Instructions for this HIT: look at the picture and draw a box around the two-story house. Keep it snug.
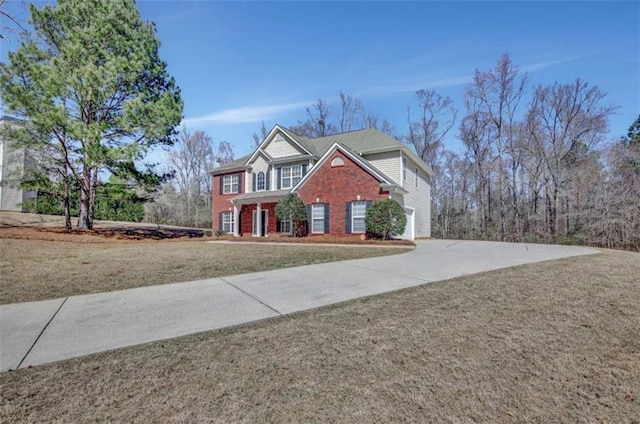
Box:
[211,125,433,240]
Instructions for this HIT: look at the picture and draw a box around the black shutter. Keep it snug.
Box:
[219,176,224,195]
[306,204,312,233]
[276,219,281,233]
[302,164,308,177]
[277,168,282,189]
[252,173,256,192]
[345,202,351,234]
[324,203,330,233]
[238,173,243,193]
[218,212,223,231]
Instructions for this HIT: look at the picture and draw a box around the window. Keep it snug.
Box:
[311,203,325,233]
[256,172,265,191]
[352,201,367,233]
[280,219,292,234]
[402,156,407,183]
[331,156,345,167]
[281,164,303,189]
[222,212,234,233]
[223,174,240,194]
[414,167,419,188]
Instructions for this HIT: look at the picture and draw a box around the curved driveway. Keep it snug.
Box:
[0,240,599,371]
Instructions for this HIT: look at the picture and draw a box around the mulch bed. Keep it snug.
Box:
[0,226,204,243]
[0,226,415,246]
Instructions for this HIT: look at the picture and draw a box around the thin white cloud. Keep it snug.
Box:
[366,75,472,96]
[183,102,308,126]
[521,54,588,72]
[366,53,588,96]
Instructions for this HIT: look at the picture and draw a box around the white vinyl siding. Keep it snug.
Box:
[352,201,367,233]
[223,174,239,194]
[250,155,270,192]
[311,203,325,233]
[364,151,401,185]
[394,155,431,239]
[264,132,305,158]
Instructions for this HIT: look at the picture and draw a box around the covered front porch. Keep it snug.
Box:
[229,190,290,237]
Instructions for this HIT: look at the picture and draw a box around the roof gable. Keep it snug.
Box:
[246,125,313,165]
[311,129,434,176]
[291,142,398,193]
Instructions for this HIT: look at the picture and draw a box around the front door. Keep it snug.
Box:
[252,209,268,237]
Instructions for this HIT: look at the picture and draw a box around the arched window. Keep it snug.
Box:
[331,156,345,167]
[257,172,266,191]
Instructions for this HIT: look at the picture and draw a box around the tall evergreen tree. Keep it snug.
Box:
[0,0,183,229]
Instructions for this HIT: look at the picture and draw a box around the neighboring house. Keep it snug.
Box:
[0,116,37,211]
[211,125,433,240]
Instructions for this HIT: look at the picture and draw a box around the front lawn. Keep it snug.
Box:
[0,230,410,304]
[1,250,638,422]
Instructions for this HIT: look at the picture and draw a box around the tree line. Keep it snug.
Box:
[260,54,638,251]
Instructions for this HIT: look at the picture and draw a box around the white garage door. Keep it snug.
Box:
[401,208,414,240]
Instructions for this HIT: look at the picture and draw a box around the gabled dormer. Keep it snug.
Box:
[244,125,317,194]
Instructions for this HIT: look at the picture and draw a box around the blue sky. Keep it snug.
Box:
[2,1,639,160]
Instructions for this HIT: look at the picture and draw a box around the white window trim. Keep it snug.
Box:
[256,171,265,191]
[223,174,239,194]
[281,164,303,189]
[222,211,234,233]
[280,219,292,234]
[311,203,325,234]
[352,201,367,234]
[402,156,407,183]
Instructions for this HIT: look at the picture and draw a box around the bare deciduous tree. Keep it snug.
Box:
[251,121,269,150]
[290,98,337,137]
[0,0,28,40]
[526,79,616,237]
[337,91,364,132]
[465,53,528,241]
[163,127,233,227]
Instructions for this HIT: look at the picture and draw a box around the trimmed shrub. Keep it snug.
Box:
[275,194,308,237]
[365,198,407,240]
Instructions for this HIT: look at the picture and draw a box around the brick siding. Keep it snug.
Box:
[297,151,388,235]
[212,171,243,231]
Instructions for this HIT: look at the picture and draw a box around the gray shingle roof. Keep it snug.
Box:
[210,154,251,174]
[309,128,403,156]
[284,127,434,176]
[212,126,434,176]
[230,189,291,204]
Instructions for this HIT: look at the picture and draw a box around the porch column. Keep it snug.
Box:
[256,202,262,237]
[233,202,239,237]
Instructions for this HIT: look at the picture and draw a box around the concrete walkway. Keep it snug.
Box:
[0,240,599,372]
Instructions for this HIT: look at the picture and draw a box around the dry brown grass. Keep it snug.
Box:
[0,236,409,304]
[1,212,412,304]
[1,249,638,422]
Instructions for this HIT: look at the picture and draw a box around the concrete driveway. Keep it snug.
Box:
[0,240,599,371]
